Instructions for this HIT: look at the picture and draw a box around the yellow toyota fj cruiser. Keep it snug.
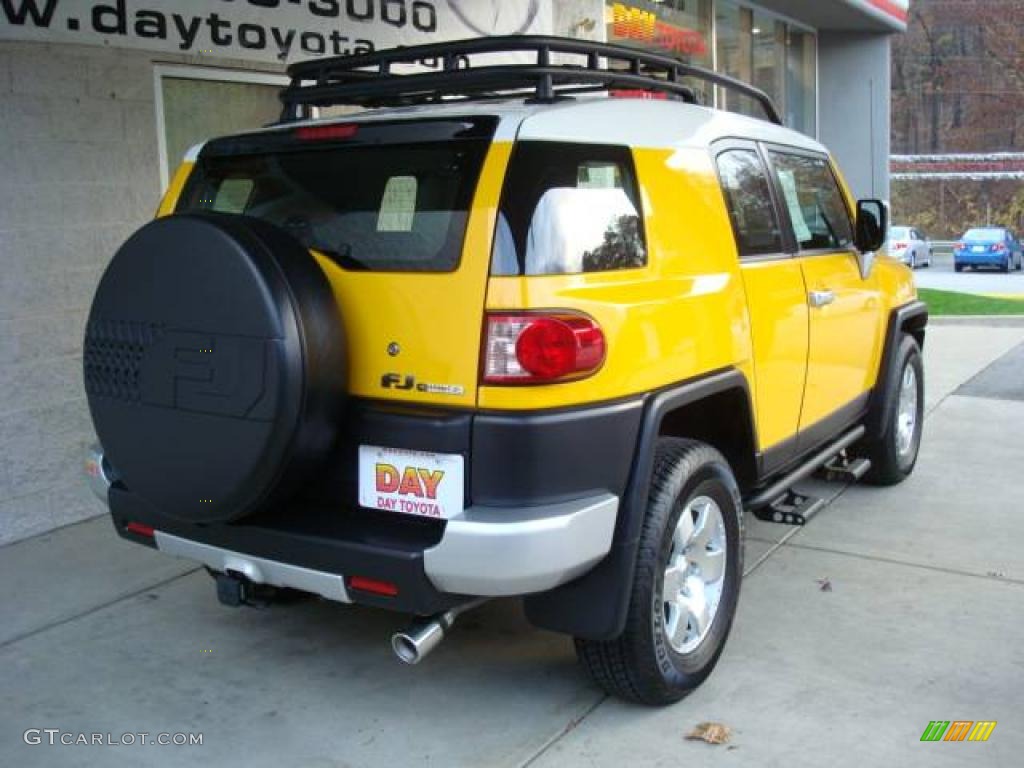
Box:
[84,37,926,705]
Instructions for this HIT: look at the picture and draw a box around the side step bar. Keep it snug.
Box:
[760,490,826,526]
[745,426,868,524]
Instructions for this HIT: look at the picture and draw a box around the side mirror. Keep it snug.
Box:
[854,199,887,253]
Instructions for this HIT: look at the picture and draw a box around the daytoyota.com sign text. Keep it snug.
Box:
[0,0,548,63]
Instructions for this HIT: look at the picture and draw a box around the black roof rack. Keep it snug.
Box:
[279,35,782,126]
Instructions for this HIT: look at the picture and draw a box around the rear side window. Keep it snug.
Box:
[715,149,783,257]
[768,151,854,251]
[178,138,490,272]
[492,142,646,276]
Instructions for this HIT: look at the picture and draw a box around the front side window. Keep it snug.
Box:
[716,149,782,257]
[492,142,646,276]
[769,151,854,251]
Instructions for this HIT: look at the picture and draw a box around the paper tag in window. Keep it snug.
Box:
[778,169,813,244]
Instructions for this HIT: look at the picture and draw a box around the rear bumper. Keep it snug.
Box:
[156,531,352,602]
[423,493,617,595]
[955,250,1006,266]
[130,490,617,607]
[92,395,638,616]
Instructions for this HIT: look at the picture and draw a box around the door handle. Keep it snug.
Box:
[808,290,835,308]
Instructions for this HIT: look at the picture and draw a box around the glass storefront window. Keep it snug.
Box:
[751,11,785,115]
[785,26,817,137]
[606,0,713,103]
[604,1,816,137]
[715,0,759,117]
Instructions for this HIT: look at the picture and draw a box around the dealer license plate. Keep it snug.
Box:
[358,445,464,520]
[972,245,986,252]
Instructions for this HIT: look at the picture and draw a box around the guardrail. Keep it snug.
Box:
[930,241,956,257]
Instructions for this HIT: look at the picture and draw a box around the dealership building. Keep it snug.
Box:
[0,0,908,543]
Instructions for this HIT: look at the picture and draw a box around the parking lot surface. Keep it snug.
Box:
[913,254,1024,296]
[2,323,1023,768]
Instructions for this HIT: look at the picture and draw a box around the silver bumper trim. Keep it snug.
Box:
[423,493,618,596]
[154,532,351,603]
[85,444,113,503]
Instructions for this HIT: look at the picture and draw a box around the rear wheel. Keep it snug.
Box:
[575,439,743,706]
[955,263,963,272]
[857,334,924,485]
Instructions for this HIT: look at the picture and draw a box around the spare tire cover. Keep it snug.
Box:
[84,212,345,523]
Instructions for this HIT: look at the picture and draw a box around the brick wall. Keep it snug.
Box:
[0,42,281,546]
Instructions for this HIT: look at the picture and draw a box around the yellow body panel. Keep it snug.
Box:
[738,259,808,450]
[310,141,512,408]
[480,147,753,410]
[796,161,914,430]
[798,251,884,428]
[157,162,194,218]
[156,139,917,457]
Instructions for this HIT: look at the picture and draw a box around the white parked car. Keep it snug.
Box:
[886,226,932,268]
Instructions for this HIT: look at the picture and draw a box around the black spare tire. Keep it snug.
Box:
[84,212,346,523]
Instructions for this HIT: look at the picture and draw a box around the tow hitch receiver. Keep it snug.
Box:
[215,572,276,608]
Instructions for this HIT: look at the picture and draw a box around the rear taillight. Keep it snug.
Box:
[349,576,399,597]
[482,312,605,384]
[992,242,1007,252]
[294,123,359,141]
[893,241,908,249]
[955,241,965,250]
[125,521,155,538]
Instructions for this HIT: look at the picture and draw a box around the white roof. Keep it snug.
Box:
[195,95,826,159]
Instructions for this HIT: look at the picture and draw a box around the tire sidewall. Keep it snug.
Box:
[646,457,743,692]
[884,336,925,475]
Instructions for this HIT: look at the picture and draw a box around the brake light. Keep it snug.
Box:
[955,242,965,250]
[125,521,155,538]
[294,123,359,141]
[349,576,399,597]
[893,241,908,249]
[482,312,605,384]
[992,242,1007,252]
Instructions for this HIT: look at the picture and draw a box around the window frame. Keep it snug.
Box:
[761,143,857,257]
[712,138,794,262]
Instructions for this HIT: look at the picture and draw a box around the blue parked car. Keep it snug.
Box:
[953,227,1023,273]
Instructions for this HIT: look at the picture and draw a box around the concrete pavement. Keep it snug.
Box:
[2,324,1023,767]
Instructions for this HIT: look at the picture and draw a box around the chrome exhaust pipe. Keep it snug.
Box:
[391,599,485,665]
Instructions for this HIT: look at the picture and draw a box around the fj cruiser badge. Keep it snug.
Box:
[381,373,464,396]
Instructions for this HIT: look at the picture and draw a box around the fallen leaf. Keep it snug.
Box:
[817,577,832,592]
[686,722,732,745]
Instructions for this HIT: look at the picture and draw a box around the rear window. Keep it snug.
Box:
[177,130,491,272]
[889,227,910,239]
[492,141,646,276]
[965,228,1005,240]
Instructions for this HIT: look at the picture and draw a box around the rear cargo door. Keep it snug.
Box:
[175,117,512,408]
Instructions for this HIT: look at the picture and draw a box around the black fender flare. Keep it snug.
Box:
[524,368,755,640]
[865,300,928,438]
